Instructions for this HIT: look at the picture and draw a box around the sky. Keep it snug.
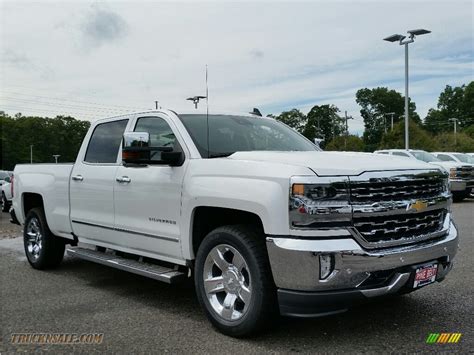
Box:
[0,0,472,134]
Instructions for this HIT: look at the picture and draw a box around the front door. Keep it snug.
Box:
[113,115,187,261]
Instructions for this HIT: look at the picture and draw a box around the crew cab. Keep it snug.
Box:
[13,110,459,336]
[375,149,473,201]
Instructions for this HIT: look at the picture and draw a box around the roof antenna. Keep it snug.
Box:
[186,95,206,109]
[249,108,262,117]
[185,66,210,157]
[205,65,210,158]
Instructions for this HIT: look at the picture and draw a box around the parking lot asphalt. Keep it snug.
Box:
[0,201,473,353]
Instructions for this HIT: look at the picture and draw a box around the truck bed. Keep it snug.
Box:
[14,164,74,239]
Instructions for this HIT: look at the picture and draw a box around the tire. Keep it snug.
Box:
[1,192,9,212]
[194,225,277,337]
[24,207,65,269]
[452,192,466,202]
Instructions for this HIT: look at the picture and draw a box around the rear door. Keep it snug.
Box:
[70,118,129,245]
[113,114,188,261]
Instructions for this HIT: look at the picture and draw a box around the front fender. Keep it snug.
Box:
[181,176,290,259]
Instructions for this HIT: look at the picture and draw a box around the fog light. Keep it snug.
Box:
[319,254,334,280]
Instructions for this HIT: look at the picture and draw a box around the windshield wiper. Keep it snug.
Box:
[208,152,235,158]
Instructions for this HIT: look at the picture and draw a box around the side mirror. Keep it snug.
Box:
[122,132,183,166]
[122,132,152,163]
[161,151,183,166]
[3,177,11,183]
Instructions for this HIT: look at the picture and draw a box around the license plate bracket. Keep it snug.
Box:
[413,262,438,288]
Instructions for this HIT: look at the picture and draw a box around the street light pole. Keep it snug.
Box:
[450,118,458,148]
[386,112,396,130]
[404,42,409,149]
[30,145,33,164]
[383,29,430,150]
[344,111,353,150]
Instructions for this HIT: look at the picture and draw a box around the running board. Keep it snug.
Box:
[66,247,186,284]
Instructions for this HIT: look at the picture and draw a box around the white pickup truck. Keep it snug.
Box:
[12,110,459,336]
[375,149,474,201]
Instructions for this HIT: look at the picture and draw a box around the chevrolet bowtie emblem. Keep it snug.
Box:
[407,200,428,212]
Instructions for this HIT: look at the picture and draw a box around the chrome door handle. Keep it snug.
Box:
[72,175,83,181]
[116,176,131,183]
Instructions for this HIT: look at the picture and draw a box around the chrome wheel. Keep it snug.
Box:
[203,244,252,321]
[25,217,43,259]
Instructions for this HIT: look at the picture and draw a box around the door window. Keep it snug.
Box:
[85,120,128,163]
[134,117,180,161]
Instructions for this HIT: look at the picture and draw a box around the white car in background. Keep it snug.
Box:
[1,172,13,212]
[374,149,474,201]
[432,152,474,166]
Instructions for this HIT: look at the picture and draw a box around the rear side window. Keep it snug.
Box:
[85,120,128,163]
[437,154,455,162]
[393,152,409,157]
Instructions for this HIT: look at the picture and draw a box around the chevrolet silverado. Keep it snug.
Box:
[12,110,459,336]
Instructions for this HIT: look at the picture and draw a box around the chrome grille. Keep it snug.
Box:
[353,209,446,244]
[454,166,473,179]
[350,175,445,202]
[349,170,450,248]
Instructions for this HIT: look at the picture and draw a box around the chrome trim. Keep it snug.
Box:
[349,170,450,248]
[66,247,185,283]
[351,193,450,217]
[71,220,180,243]
[288,228,352,237]
[360,273,411,297]
[350,212,451,249]
[25,216,43,259]
[289,170,451,248]
[203,244,252,321]
[289,176,351,229]
[266,219,458,291]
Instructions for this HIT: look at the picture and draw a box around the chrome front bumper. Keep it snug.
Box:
[268,219,458,317]
[450,179,473,192]
[266,219,458,293]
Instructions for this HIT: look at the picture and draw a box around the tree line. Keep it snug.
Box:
[1,113,90,170]
[1,81,473,170]
[271,81,474,152]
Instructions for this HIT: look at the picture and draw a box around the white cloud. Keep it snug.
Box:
[0,0,472,135]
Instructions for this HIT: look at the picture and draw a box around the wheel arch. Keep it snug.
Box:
[189,206,265,260]
[22,192,45,219]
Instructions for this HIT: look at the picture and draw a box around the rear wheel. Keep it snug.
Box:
[194,225,277,337]
[24,208,65,269]
[452,191,467,202]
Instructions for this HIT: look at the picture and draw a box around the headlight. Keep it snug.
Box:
[449,168,457,179]
[444,177,451,193]
[289,177,351,229]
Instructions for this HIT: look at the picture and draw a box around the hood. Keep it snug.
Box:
[429,161,466,170]
[228,151,439,176]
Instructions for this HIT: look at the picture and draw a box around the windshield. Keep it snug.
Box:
[178,114,319,158]
[411,151,440,163]
[454,153,474,164]
[0,171,10,180]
